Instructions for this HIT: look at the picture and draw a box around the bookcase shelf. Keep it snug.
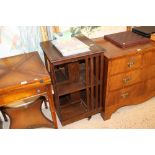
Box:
[57,81,86,96]
[59,90,87,124]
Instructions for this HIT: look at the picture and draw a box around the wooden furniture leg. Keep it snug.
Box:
[101,112,112,120]
[46,85,58,129]
[43,97,48,109]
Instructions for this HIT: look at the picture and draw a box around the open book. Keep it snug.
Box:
[52,37,90,56]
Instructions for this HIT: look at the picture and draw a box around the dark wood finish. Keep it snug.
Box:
[94,37,155,120]
[40,35,104,65]
[0,52,58,129]
[40,35,105,125]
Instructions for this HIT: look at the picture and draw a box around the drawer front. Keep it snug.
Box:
[0,87,46,106]
[109,69,142,91]
[110,54,142,75]
[108,83,145,106]
[147,78,155,92]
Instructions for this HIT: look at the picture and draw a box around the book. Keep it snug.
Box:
[104,31,150,48]
[52,37,90,56]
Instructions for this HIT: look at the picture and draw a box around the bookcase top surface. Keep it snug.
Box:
[40,35,105,65]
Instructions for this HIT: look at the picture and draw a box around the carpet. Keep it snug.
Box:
[62,97,155,129]
[1,97,155,129]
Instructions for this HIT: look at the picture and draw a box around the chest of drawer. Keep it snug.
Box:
[147,78,155,92]
[148,65,155,79]
[143,50,155,66]
[109,69,142,91]
[110,54,142,75]
[144,64,155,80]
[108,83,145,106]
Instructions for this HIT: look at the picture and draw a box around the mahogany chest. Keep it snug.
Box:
[94,38,155,120]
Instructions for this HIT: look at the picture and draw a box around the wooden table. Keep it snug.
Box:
[0,52,58,129]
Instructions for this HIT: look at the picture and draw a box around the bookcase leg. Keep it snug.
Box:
[88,116,92,120]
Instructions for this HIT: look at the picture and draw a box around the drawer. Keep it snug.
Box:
[147,78,155,92]
[110,54,142,75]
[109,69,142,91]
[108,83,145,106]
[0,87,46,106]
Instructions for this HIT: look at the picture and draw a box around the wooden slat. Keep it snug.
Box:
[85,57,90,111]
[44,53,50,73]
[49,63,61,119]
[90,56,94,110]
[95,56,99,109]
[99,54,104,108]
[44,53,48,71]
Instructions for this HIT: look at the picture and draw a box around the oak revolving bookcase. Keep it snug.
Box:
[41,35,105,125]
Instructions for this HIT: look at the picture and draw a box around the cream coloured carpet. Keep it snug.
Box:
[62,97,155,129]
[1,97,155,129]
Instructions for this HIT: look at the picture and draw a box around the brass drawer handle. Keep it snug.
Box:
[121,92,129,98]
[123,76,131,84]
[128,60,135,68]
